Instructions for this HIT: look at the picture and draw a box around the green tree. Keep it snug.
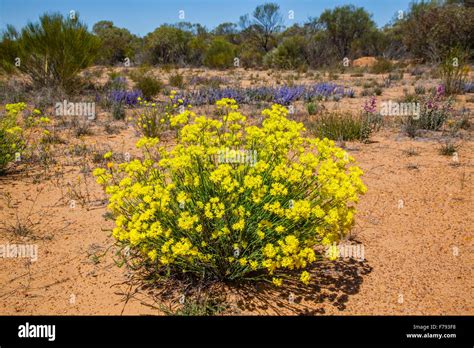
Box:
[0,13,100,92]
[317,5,376,59]
[264,36,308,69]
[92,20,141,65]
[397,2,474,61]
[143,25,193,65]
[239,2,283,53]
[204,38,235,69]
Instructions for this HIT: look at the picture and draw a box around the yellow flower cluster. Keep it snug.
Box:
[1,103,48,172]
[95,98,366,285]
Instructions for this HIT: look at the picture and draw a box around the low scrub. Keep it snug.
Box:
[95,98,367,286]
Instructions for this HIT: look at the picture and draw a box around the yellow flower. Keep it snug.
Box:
[272,277,283,286]
[239,258,248,266]
[94,98,366,284]
[300,271,311,285]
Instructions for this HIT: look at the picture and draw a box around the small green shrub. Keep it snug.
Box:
[402,86,453,136]
[112,101,125,120]
[307,112,380,142]
[373,86,382,96]
[0,103,26,173]
[0,103,50,173]
[306,102,318,115]
[388,72,403,81]
[134,90,185,138]
[371,58,394,74]
[134,75,163,100]
[169,72,186,89]
[414,85,426,95]
[440,47,469,95]
[439,141,459,156]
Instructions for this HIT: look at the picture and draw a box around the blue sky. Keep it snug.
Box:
[0,0,413,36]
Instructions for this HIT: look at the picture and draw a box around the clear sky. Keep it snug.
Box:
[0,0,413,36]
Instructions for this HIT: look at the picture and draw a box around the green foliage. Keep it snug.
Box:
[317,5,376,58]
[440,47,469,95]
[373,86,382,96]
[398,2,474,61]
[263,36,307,69]
[238,44,264,68]
[240,3,283,53]
[370,58,394,74]
[143,25,193,65]
[306,102,319,115]
[0,13,100,92]
[169,72,186,89]
[112,102,126,120]
[204,38,235,69]
[0,103,25,173]
[414,85,426,95]
[131,71,163,100]
[92,21,141,65]
[306,112,380,142]
[439,141,459,156]
[402,93,453,137]
[188,36,208,66]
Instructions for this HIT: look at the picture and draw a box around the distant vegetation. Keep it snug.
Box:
[0,1,472,92]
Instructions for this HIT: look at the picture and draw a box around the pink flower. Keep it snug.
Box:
[363,96,377,113]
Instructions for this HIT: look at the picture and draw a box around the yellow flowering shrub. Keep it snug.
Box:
[0,103,48,173]
[95,98,366,285]
[135,91,192,138]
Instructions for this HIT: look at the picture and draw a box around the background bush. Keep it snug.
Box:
[204,38,235,69]
[0,13,100,93]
